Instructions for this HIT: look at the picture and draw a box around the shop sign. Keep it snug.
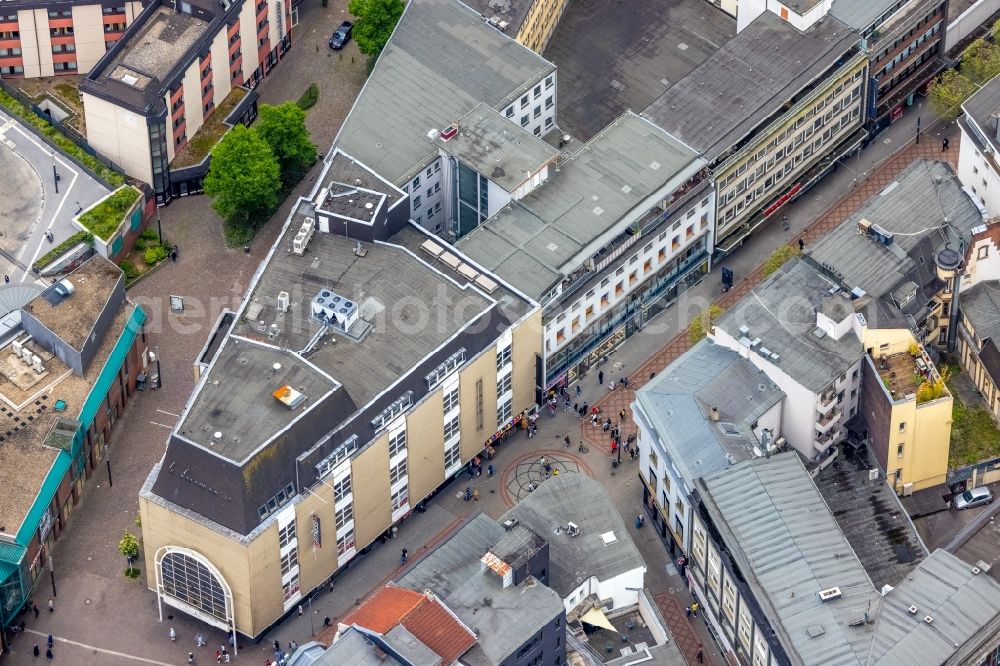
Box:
[38,507,53,543]
[311,515,321,549]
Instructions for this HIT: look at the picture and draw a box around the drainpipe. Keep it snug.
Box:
[947,270,961,353]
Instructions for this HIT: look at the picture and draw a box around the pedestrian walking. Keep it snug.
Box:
[215,650,222,663]
[603,419,610,432]
[170,627,177,641]
[582,402,588,417]
[46,648,53,662]
[400,548,408,565]
[598,370,604,385]
[697,646,705,663]
[799,237,805,251]
[298,604,304,617]
[188,652,195,664]
[686,605,692,618]
[46,635,53,650]
[692,601,700,617]
[47,599,53,613]
[942,137,949,151]
[488,463,495,476]
[324,616,332,627]
[196,634,205,647]
[3,275,8,284]
[32,603,39,619]
[33,644,39,657]
[573,402,578,414]
[290,640,298,651]
[619,408,626,422]
[575,385,581,397]
[473,488,480,502]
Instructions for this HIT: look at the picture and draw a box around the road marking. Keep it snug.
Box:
[156,409,180,418]
[25,162,78,277]
[150,421,174,429]
[24,629,174,666]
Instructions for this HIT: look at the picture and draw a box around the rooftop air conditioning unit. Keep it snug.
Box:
[293,234,307,255]
[21,346,33,363]
[903,482,914,497]
[868,469,879,481]
[32,355,43,374]
[566,522,580,538]
[11,339,22,357]
[818,587,842,602]
[277,291,290,313]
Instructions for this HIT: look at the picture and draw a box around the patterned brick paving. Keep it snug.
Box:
[653,592,713,666]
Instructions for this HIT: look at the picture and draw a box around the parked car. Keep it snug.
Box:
[329,21,353,49]
[952,486,993,510]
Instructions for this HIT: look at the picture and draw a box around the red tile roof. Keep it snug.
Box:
[342,585,477,664]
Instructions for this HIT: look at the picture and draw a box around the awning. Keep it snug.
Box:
[580,607,617,632]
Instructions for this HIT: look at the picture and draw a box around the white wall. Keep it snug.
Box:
[562,567,645,613]
[403,158,445,234]
[946,0,1000,52]
[71,4,107,73]
[83,91,153,184]
[501,72,557,139]
[963,227,1000,289]
[486,178,512,218]
[957,126,1000,217]
[737,0,833,32]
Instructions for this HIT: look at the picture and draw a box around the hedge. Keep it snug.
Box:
[0,88,125,187]
[33,230,93,272]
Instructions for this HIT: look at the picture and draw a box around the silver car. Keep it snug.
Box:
[952,487,993,510]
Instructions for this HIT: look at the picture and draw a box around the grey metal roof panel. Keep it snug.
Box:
[714,259,864,392]
[503,474,646,600]
[312,628,406,666]
[830,0,900,31]
[635,339,785,481]
[959,281,1000,343]
[700,453,879,666]
[643,12,859,160]
[869,549,1000,665]
[806,161,983,329]
[961,70,1000,155]
[457,112,702,299]
[397,514,564,665]
[334,0,555,185]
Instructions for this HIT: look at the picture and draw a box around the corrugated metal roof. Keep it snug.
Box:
[700,453,879,666]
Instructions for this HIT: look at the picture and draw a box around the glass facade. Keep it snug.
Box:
[160,551,228,622]
[148,114,171,204]
[456,161,489,237]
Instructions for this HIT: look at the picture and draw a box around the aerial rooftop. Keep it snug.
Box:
[397,513,564,666]
[456,112,703,299]
[714,258,864,393]
[333,0,555,186]
[806,160,983,330]
[87,6,209,111]
[961,72,1000,156]
[435,103,559,192]
[504,473,645,603]
[699,453,880,666]
[643,11,859,162]
[635,339,784,482]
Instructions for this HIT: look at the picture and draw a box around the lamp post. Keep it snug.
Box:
[156,207,163,246]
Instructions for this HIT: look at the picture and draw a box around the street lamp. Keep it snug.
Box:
[156,207,163,246]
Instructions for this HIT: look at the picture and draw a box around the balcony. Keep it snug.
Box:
[814,431,836,452]
[816,407,842,433]
[817,390,836,414]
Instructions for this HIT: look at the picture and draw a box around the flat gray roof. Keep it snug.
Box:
[455,112,702,299]
[713,258,864,393]
[642,11,858,161]
[830,0,899,31]
[503,474,646,601]
[700,453,879,666]
[91,7,208,110]
[961,73,1000,155]
[333,0,555,186]
[806,160,983,330]
[813,445,927,590]
[462,0,533,34]
[870,549,1000,664]
[435,103,559,192]
[397,514,564,666]
[635,339,784,482]
[313,628,405,666]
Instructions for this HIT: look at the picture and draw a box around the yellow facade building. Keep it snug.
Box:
[464,0,569,53]
[139,151,541,640]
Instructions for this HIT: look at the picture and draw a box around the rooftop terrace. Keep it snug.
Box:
[871,348,949,404]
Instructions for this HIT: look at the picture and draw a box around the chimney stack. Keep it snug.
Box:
[710,407,720,422]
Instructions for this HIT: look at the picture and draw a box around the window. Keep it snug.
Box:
[391,485,408,511]
[497,344,512,370]
[282,574,300,603]
[335,502,353,529]
[278,521,296,549]
[545,95,553,109]
[545,75,553,89]
[389,459,407,485]
[412,175,420,189]
[426,166,433,178]
[520,93,528,107]
[445,441,461,469]
[533,105,541,119]
[475,378,484,430]
[389,430,407,457]
[898,422,906,433]
[498,373,512,396]
[979,245,989,259]
[412,195,422,210]
[506,107,514,118]
[159,551,229,622]
[521,115,528,127]
[257,483,296,520]
[444,414,460,441]
[498,396,512,423]
[333,475,351,503]
[337,528,355,556]
[443,387,459,413]
[897,443,904,458]
[280,548,298,576]
[426,348,465,389]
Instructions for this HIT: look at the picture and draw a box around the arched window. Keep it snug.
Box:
[156,548,230,624]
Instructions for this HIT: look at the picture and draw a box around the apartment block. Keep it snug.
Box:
[958,73,1000,217]
[80,0,290,202]
[456,112,713,387]
[138,150,541,639]
[643,11,868,253]
[0,0,143,78]
[464,0,570,52]
[0,258,147,639]
[737,0,948,137]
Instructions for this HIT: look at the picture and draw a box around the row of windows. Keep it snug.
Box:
[278,521,295,549]
[389,429,406,458]
[877,22,941,78]
[257,482,295,520]
[872,4,942,60]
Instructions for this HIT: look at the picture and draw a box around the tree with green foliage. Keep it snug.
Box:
[761,244,800,278]
[119,530,140,578]
[348,0,404,57]
[204,125,281,241]
[687,304,724,346]
[928,69,977,121]
[254,102,317,188]
[961,38,1000,85]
